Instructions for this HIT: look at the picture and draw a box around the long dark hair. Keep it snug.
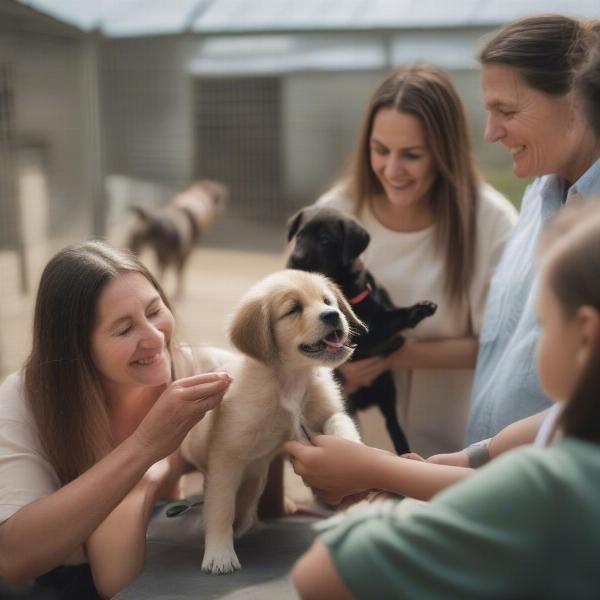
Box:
[24,241,174,484]
[538,203,600,443]
[349,64,479,308]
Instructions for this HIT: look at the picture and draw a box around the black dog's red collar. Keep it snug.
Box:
[349,283,372,305]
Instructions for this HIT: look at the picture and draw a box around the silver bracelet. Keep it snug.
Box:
[465,438,491,468]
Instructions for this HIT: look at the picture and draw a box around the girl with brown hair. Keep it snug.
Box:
[0,241,231,598]
[316,64,516,456]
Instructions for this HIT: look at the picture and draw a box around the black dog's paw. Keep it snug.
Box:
[407,301,437,327]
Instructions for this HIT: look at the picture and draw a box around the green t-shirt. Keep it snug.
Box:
[321,438,600,599]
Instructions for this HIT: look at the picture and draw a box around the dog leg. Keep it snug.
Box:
[322,412,361,443]
[371,301,437,339]
[234,464,269,539]
[404,301,437,328]
[174,251,189,299]
[201,457,244,574]
[373,372,410,455]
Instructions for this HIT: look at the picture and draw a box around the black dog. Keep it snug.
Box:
[287,206,437,454]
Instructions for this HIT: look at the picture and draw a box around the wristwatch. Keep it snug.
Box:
[465,438,491,468]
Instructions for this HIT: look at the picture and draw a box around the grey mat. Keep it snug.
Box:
[114,498,318,600]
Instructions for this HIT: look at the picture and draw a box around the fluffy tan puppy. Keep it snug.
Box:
[181,269,365,574]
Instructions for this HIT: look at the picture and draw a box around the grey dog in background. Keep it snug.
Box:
[127,179,228,297]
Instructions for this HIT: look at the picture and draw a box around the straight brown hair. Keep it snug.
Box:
[576,38,600,136]
[348,64,479,308]
[24,241,175,485]
[478,14,597,96]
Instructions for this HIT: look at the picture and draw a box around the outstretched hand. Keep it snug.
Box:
[133,372,231,462]
[285,435,386,505]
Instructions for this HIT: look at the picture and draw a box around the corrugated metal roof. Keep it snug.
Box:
[16,0,600,37]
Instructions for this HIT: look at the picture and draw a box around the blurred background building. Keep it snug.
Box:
[1,0,598,375]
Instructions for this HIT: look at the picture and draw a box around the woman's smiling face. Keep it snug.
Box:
[90,272,174,392]
[369,108,437,212]
[481,63,583,181]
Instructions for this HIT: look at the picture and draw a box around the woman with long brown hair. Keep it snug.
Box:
[0,241,231,598]
[317,64,516,456]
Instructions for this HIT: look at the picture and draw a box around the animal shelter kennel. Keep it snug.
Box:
[2,0,597,378]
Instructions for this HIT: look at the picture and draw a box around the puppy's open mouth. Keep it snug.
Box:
[299,330,353,354]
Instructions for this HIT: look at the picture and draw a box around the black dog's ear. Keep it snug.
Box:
[287,209,306,241]
[341,217,370,264]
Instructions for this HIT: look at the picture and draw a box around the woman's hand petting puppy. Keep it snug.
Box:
[286,436,390,505]
[133,372,231,462]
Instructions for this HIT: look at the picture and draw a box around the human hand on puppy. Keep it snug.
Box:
[132,372,231,463]
[337,356,390,393]
[285,435,389,504]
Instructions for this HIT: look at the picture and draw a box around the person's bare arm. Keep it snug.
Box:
[85,454,184,598]
[292,541,356,600]
[488,409,549,457]
[0,434,155,585]
[0,373,228,587]
[286,436,472,503]
[428,409,551,467]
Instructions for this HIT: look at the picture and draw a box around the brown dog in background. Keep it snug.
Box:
[127,179,228,296]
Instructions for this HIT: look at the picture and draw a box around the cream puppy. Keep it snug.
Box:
[181,269,364,574]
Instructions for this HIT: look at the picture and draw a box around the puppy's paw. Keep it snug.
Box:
[408,301,437,326]
[323,413,362,443]
[201,544,241,575]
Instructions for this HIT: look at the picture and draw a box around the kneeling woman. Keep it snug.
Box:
[0,241,231,598]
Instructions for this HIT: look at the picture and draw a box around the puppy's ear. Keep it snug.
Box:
[286,209,306,241]
[329,280,368,335]
[229,297,276,363]
[341,218,370,264]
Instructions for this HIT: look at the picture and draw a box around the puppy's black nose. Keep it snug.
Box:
[320,309,340,326]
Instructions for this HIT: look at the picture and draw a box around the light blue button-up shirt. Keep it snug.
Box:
[466,157,600,444]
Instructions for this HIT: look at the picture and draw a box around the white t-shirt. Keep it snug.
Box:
[317,182,517,456]
[0,371,60,525]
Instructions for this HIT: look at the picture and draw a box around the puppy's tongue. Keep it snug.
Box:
[324,331,344,349]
